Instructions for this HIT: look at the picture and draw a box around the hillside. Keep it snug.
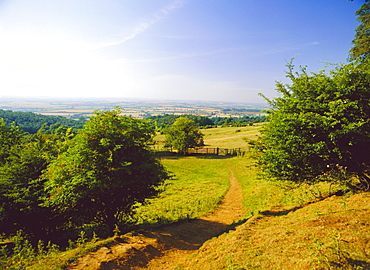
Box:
[2,125,369,269]
[68,126,370,269]
[67,185,370,269]
[180,192,370,269]
[66,155,370,269]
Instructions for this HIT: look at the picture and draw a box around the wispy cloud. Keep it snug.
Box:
[310,41,319,45]
[115,47,247,64]
[100,0,187,48]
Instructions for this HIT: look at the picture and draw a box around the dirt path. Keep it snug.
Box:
[68,171,244,270]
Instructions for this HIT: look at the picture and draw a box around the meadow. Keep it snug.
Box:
[134,156,231,225]
[154,123,263,152]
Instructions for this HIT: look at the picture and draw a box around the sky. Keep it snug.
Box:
[0,0,365,103]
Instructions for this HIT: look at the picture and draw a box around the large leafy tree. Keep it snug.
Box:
[164,117,204,154]
[256,61,370,190]
[42,108,168,233]
[349,0,370,62]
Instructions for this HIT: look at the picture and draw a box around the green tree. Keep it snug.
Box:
[42,108,168,233]
[0,119,24,163]
[349,0,370,62]
[256,61,370,190]
[164,117,204,154]
[0,127,66,237]
[0,109,85,134]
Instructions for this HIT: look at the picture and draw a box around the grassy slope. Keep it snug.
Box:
[174,127,370,269]
[154,125,370,269]
[6,125,370,269]
[179,192,370,269]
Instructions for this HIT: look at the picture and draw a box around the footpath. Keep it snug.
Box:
[68,171,245,270]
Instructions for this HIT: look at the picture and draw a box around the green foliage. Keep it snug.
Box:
[164,117,204,154]
[0,109,86,134]
[43,108,169,233]
[0,125,69,237]
[148,114,214,129]
[148,114,266,130]
[349,1,370,62]
[255,61,370,189]
[211,115,267,126]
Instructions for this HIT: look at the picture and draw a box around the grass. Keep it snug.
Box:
[153,123,263,150]
[1,126,253,269]
[176,156,370,270]
[0,156,233,270]
[0,231,115,270]
[4,125,370,269]
[201,124,262,149]
[178,192,370,269]
[133,156,231,225]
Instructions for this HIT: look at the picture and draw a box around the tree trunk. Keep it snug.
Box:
[105,209,117,235]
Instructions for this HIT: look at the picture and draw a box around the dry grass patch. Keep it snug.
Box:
[154,124,263,151]
[179,193,370,270]
[201,125,262,149]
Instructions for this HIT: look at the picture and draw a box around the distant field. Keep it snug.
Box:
[0,97,267,118]
[201,124,262,149]
[154,124,263,151]
[37,110,94,117]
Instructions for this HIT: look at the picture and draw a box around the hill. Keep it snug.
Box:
[67,185,370,269]
[180,192,370,269]
[2,125,369,269]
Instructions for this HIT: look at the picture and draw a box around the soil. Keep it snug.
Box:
[68,171,245,270]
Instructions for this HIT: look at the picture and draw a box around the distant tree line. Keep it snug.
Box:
[148,114,266,130]
[221,108,263,113]
[211,115,267,126]
[0,109,86,134]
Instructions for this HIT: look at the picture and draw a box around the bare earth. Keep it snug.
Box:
[68,171,245,270]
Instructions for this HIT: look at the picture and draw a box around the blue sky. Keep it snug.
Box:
[0,0,364,103]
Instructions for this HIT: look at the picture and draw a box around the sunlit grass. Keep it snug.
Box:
[176,158,370,270]
[201,124,263,149]
[5,122,363,270]
[133,156,231,225]
[153,124,263,150]
[0,233,115,270]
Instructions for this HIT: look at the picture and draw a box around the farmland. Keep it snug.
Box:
[0,96,267,119]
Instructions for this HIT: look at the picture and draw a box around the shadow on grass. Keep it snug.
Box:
[137,218,236,251]
[344,258,370,268]
[216,218,251,237]
[259,190,345,217]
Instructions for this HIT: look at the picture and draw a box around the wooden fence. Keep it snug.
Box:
[155,147,248,157]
